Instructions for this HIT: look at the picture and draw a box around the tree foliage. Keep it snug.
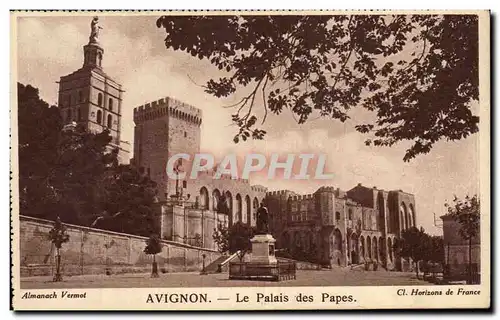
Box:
[429,235,445,264]
[215,191,230,215]
[144,234,162,277]
[157,15,479,161]
[229,221,256,254]
[394,226,430,276]
[444,194,480,284]
[212,222,229,254]
[393,226,445,276]
[445,194,480,241]
[144,234,163,255]
[48,217,70,249]
[18,83,62,219]
[93,164,159,236]
[18,83,159,237]
[212,221,255,255]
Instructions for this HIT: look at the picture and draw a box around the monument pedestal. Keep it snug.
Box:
[248,234,277,264]
[229,233,296,281]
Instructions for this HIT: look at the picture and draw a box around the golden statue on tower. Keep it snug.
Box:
[89,16,102,44]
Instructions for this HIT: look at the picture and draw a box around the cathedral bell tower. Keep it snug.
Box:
[57,16,130,163]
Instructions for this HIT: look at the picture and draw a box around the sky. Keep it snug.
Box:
[15,14,480,235]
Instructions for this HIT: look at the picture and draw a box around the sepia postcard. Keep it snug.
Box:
[10,10,490,310]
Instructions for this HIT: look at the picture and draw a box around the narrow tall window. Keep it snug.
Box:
[108,98,113,112]
[77,108,81,121]
[78,90,83,103]
[97,110,102,124]
[67,109,72,122]
[98,93,103,107]
[107,114,112,128]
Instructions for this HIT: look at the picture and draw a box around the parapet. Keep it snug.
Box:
[288,194,315,201]
[265,190,296,197]
[315,186,336,193]
[251,185,268,193]
[389,188,415,197]
[133,96,203,126]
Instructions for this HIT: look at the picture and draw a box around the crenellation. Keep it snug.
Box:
[133,96,202,125]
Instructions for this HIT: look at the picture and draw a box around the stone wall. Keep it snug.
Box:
[442,214,481,279]
[19,215,221,277]
[160,204,227,251]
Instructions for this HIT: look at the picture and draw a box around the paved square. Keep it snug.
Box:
[21,268,429,289]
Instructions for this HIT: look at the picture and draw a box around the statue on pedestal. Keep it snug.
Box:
[89,16,102,43]
[256,202,269,234]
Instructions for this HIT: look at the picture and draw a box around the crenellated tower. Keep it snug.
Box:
[133,97,202,200]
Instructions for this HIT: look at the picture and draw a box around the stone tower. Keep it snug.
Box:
[57,16,130,163]
[133,97,202,200]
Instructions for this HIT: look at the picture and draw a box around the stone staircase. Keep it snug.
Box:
[203,255,229,274]
[203,251,241,274]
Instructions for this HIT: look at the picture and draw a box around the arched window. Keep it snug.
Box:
[108,98,113,111]
[200,187,209,209]
[409,204,415,228]
[212,189,221,211]
[348,208,353,220]
[107,114,112,128]
[97,110,102,124]
[225,191,233,222]
[379,237,385,262]
[253,197,259,222]
[97,52,102,67]
[387,238,393,261]
[235,194,242,222]
[367,237,372,259]
[360,236,365,257]
[98,93,103,107]
[400,203,408,231]
[350,233,359,264]
[245,195,251,225]
[294,231,301,247]
[335,211,341,221]
[334,229,342,252]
